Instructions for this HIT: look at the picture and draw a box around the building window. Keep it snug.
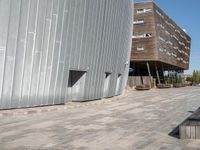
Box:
[173,46,178,50]
[183,36,187,40]
[175,29,181,34]
[157,23,164,29]
[166,52,171,56]
[165,30,170,35]
[159,47,167,53]
[186,40,190,44]
[132,35,145,39]
[137,45,144,51]
[156,10,164,18]
[133,33,152,39]
[165,20,170,26]
[173,35,178,41]
[159,48,164,52]
[158,36,165,42]
[145,33,152,37]
[137,8,152,14]
[137,9,144,14]
[172,53,177,57]
[133,19,144,24]
[179,41,185,46]
[170,24,175,29]
[185,46,190,50]
[166,40,173,46]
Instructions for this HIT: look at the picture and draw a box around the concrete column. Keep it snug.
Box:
[146,62,152,87]
[155,63,160,84]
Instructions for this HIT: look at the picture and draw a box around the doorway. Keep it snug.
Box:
[103,72,111,98]
[115,74,122,95]
[68,70,86,101]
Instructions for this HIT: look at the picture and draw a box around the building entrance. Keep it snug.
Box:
[67,70,86,101]
[103,73,111,98]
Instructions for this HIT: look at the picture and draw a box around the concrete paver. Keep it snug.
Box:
[1,87,200,150]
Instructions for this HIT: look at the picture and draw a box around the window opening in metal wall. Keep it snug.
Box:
[115,74,122,95]
[103,72,111,98]
[67,70,86,101]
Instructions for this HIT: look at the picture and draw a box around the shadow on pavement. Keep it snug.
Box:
[169,125,180,139]
[168,110,195,139]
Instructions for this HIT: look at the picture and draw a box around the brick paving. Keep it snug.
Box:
[0,87,200,150]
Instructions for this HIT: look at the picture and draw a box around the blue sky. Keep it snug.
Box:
[134,0,200,74]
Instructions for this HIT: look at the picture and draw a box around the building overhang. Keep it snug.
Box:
[130,60,188,70]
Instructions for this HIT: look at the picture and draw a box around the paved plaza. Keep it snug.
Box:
[1,87,200,150]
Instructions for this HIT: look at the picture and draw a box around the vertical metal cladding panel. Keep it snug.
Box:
[0,0,133,109]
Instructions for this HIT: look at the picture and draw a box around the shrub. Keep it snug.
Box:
[157,83,171,88]
[135,84,151,90]
[136,84,145,88]
[173,83,184,88]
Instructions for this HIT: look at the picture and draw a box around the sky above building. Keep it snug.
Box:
[134,0,200,74]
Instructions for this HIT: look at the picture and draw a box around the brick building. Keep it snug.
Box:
[131,1,191,84]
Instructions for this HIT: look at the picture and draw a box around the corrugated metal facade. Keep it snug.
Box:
[0,0,133,109]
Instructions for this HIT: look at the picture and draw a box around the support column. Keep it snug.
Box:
[175,69,178,83]
[146,62,152,87]
[155,63,160,84]
[161,63,165,83]
[137,63,140,76]
[168,67,170,78]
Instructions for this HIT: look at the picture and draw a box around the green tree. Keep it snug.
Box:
[198,70,200,84]
[192,70,200,84]
[186,76,193,82]
[193,70,197,83]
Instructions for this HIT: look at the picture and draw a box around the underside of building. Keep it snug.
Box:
[130,61,184,84]
[0,0,133,110]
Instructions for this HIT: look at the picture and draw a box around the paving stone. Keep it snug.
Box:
[0,87,200,149]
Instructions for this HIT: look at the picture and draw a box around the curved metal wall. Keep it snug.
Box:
[0,0,133,109]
